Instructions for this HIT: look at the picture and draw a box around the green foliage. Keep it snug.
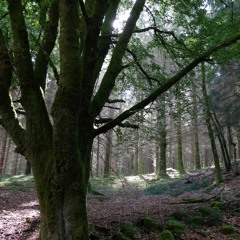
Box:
[144,177,212,196]
[210,201,224,209]
[188,214,204,227]
[169,210,189,221]
[0,174,35,191]
[140,216,161,231]
[120,222,141,239]
[108,175,117,183]
[196,206,223,226]
[144,182,170,195]
[219,225,237,235]
[166,219,185,235]
[157,230,175,240]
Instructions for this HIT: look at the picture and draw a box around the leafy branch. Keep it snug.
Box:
[94,33,240,136]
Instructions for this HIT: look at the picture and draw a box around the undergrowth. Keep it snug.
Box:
[144,177,212,196]
[0,174,35,191]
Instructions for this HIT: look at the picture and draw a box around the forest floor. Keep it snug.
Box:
[0,167,240,240]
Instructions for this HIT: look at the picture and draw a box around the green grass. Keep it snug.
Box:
[0,174,35,191]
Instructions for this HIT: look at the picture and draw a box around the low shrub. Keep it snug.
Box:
[120,221,141,239]
[167,219,185,235]
[219,225,237,235]
[157,230,175,240]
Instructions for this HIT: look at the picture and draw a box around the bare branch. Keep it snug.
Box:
[126,48,161,85]
[107,99,125,104]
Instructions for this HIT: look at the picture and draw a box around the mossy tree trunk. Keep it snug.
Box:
[156,94,168,178]
[1,0,240,239]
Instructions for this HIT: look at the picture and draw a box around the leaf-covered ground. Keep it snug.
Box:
[1,168,240,239]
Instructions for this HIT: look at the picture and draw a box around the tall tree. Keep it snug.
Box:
[175,91,186,174]
[1,0,240,239]
[156,94,168,178]
[191,80,201,169]
[201,63,223,184]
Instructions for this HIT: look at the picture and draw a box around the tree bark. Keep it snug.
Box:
[191,81,201,169]
[156,95,168,178]
[0,128,8,173]
[201,63,223,184]
[175,93,185,174]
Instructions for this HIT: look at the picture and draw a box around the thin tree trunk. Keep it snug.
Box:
[134,131,139,175]
[211,109,231,171]
[237,126,240,159]
[104,129,113,177]
[0,129,8,173]
[176,94,185,174]
[156,95,168,178]
[201,63,223,184]
[191,81,201,169]
[96,135,100,177]
[3,137,11,174]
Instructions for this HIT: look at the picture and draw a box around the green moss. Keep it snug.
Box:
[120,221,141,239]
[210,201,224,209]
[0,174,35,191]
[219,225,237,235]
[111,232,128,240]
[141,217,161,231]
[167,219,185,235]
[196,206,223,226]
[170,210,189,221]
[188,214,204,227]
[157,230,175,240]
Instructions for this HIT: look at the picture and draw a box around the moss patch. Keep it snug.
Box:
[166,219,185,235]
[140,216,161,231]
[210,201,224,209]
[196,206,223,226]
[169,210,189,221]
[120,221,141,239]
[219,225,237,235]
[157,230,175,240]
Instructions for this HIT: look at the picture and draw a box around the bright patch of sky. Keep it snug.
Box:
[113,10,131,32]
